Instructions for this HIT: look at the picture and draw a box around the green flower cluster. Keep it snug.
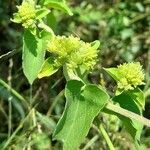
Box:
[17,1,36,28]
[117,62,145,90]
[47,35,99,70]
[11,0,36,28]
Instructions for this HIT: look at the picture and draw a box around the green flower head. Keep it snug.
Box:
[11,0,50,29]
[47,35,99,70]
[17,1,36,28]
[11,0,36,28]
[117,62,145,90]
[47,35,81,57]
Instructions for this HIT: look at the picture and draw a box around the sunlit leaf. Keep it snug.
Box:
[43,0,73,16]
[53,80,109,150]
[91,40,100,49]
[104,68,122,81]
[23,30,51,84]
[38,57,59,78]
[36,8,50,20]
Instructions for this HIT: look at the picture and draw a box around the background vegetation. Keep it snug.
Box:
[0,0,150,149]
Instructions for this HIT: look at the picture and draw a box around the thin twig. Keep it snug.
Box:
[0,50,15,59]
[29,85,37,127]
[82,135,99,150]
[2,109,33,149]
[0,49,21,61]
[46,90,64,117]
[99,124,115,150]
[129,12,150,24]
[93,124,115,150]
[8,58,13,138]
[0,79,28,108]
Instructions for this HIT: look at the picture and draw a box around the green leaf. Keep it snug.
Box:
[104,68,122,82]
[38,57,58,78]
[126,88,145,110]
[53,80,109,150]
[11,13,21,23]
[46,12,57,31]
[91,40,100,49]
[36,8,50,20]
[43,0,73,16]
[112,92,143,150]
[23,30,51,84]
[40,30,52,49]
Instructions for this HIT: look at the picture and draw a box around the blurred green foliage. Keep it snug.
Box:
[0,0,22,54]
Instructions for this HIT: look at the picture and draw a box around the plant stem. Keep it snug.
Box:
[0,79,28,108]
[3,110,33,149]
[46,90,64,117]
[29,85,32,127]
[8,59,13,138]
[25,85,37,150]
[99,124,115,150]
[0,48,21,61]
[38,20,55,37]
[8,96,12,138]
[64,66,150,127]
[29,85,37,127]
[105,102,150,127]
[29,85,32,107]
[63,66,150,127]
[82,135,99,150]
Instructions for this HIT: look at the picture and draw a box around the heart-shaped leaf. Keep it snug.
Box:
[53,80,109,150]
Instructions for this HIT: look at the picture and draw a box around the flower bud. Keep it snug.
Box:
[17,1,36,28]
[117,62,145,90]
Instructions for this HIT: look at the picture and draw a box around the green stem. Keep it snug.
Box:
[8,59,13,138]
[106,102,150,127]
[32,109,36,127]
[3,110,33,149]
[29,85,32,107]
[27,85,36,150]
[82,135,99,150]
[38,20,55,37]
[29,85,37,127]
[64,66,150,127]
[46,90,64,116]
[0,79,28,108]
[99,124,115,150]
[8,96,12,138]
